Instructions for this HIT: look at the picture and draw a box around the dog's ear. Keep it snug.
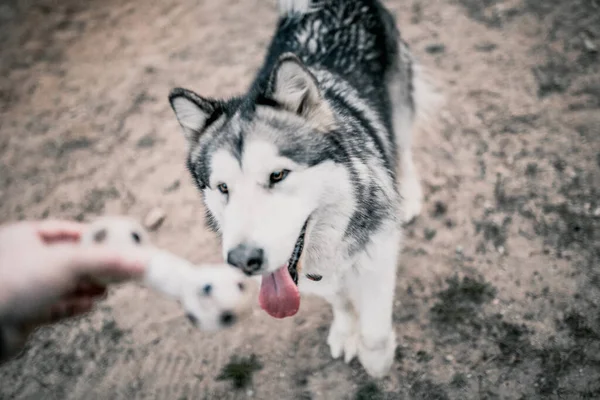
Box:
[267,53,333,128]
[169,88,222,144]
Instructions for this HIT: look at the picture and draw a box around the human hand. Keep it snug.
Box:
[0,220,151,326]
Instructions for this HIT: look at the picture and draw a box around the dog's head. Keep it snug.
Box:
[168,54,346,281]
[180,265,257,332]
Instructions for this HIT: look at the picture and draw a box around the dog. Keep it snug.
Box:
[80,217,256,332]
[168,0,435,377]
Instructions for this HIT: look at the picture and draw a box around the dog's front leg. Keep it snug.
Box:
[325,294,359,364]
[347,227,400,378]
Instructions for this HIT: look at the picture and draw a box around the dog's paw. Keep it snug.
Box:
[358,331,396,378]
[401,175,423,224]
[342,331,359,364]
[327,319,358,362]
[327,324,347,359]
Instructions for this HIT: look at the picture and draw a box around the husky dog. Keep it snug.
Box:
[168,0,433,377]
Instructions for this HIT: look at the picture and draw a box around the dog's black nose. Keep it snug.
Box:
[227,244,264,274]
[220,311,236,326]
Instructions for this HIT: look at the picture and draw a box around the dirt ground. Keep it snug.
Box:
[0,0,599,398]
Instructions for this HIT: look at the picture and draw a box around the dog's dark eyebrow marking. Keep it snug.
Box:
[306,273,323,282]
[231,132,245,164]
[93,228,107,243]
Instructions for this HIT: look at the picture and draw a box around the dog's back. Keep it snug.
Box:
[247,0,420,181]
[259,1,402,100]
[260,2,405,110]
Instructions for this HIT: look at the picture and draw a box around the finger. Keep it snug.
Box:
[62,288,107,301]
[61,293,106,308]
[47,297,95,323]
[54,245,151,281]
[37,220,85,243]
[66,281,107,298]
[19,297,96,330]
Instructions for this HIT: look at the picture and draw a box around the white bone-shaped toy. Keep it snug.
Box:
[80,217,255,332]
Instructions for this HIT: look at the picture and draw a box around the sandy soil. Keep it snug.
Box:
[0,0,599,398]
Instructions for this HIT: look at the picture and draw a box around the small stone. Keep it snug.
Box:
[543,245,552,254]
[456,246,463,255]
[425,43,446,54]
[466,374,472,379]
[137,134,155,148]
[497,246,505,255]
[445,355,454,362]
[247,389,254,397]
[583,37,597,53]
[144,208,166,231]
[492,299,500,305]
[593,207,600,217]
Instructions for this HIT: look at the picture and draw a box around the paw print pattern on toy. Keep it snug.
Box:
[80,217,255,332]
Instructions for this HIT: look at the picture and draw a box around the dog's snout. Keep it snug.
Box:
[227,244,264,274]
[220,311,236,326]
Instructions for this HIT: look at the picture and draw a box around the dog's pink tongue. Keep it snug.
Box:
[259,265,300,319]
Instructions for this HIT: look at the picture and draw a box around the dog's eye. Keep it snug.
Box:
[202,284,212,296]
[269,169,290,185]
[217,183,228,194]
[131,232,141,244]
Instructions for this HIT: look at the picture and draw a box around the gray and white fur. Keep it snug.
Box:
[169,0,435,377]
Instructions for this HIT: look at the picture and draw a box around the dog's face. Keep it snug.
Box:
[80,217,151,286]
[81,217,151,249]
[202,137,317,276]
[180,265,256,332]
[169,54,346,278]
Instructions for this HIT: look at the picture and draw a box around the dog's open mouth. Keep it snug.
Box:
[258,220,308,319]
[287,220,307,286]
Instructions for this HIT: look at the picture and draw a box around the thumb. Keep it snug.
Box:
[53,245,152,281]
[36,220,85,244]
